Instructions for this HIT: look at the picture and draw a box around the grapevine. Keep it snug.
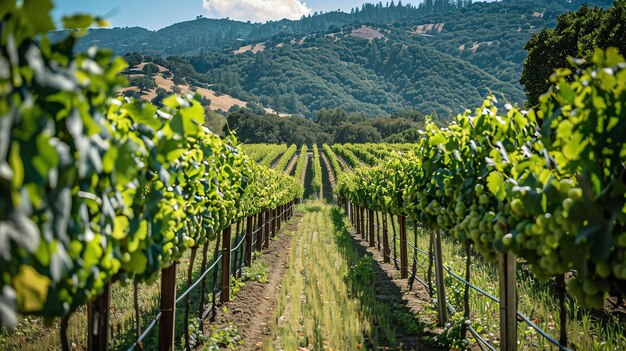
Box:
[337,49,626,307]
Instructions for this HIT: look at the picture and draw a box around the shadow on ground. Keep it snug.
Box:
[329,207,448,351]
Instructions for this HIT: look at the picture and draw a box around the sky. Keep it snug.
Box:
[53,0,423,30]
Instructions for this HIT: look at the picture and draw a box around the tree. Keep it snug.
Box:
[172,75,185,85]
[151,87,168,105]
[142,63,160,75]
[129,76,157,92]
[521,1,626,107]
[204,110,227,136]
[124,52,143,67]
[334,123,382,143]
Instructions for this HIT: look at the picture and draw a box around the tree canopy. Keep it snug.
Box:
[521,0,626,106]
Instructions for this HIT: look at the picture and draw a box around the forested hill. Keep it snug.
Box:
[75,0,611,57]
[104,0,613,118]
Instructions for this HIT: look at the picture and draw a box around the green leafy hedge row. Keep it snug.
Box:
[273,144,298,173]
[257,144,288,168]
[332,144,362,170]
[337,49,626,308]
[322,144,343,179]
[293,145,308,184]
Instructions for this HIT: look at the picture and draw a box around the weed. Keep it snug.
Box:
[203,323,243,350]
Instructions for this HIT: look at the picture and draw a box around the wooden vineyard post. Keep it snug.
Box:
[498,252,517,351]
[264,210,270,249]
[282,204,286,222]
[432,229,448,326]
[220,226,232,303]
[399,215,408,278]
[272,207,278,238]
[87,283,111,351]
[355,205,359,233]
[276,206,281,232]
[159,263,177,351]
[360,207,366,240]
[382,213,390,263]
[245,216,253,266]
[256,212,263,252]
[368,209,375,247]
[350,202,355,225]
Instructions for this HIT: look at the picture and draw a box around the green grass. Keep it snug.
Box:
[263,202,368,350]
[263,202,435,351]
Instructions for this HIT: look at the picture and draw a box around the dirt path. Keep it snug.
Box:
[203,210,304,350]
[204,203,447,351]
[263,203,446,351]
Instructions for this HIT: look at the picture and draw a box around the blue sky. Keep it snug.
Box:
[53,0,423,30]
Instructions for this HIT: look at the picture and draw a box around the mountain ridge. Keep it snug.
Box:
[112,0,614,118]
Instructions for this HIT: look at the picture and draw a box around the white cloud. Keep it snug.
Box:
[203,0,311,22]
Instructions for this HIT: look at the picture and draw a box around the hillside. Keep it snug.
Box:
[184,33,525,117]
[83,0,613,118]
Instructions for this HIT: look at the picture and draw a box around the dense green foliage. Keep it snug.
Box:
[0,1,300,328]
[188,33,524,117]
[224,108,426,144]
[337,49,626,307]
[521,0,626,106]
[226,110,330,144]
[83,0,611,119]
